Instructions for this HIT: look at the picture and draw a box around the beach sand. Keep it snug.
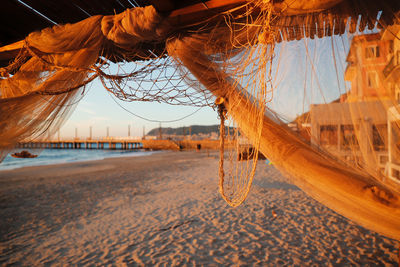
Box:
[0,151,398,266]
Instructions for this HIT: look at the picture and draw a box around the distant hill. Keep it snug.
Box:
[147,125,220,136]
[147,125,236,136]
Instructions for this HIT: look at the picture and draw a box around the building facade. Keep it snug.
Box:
[309,29,400,183]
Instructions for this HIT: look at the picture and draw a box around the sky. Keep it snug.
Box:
[59,33,361,140]
[267,34,351,119]
[16,0,380,141]
[59,78,219,139]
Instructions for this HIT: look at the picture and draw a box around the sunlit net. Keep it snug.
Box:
[1,0,400,239]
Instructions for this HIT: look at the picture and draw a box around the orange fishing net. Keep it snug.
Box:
[1,0,400,239]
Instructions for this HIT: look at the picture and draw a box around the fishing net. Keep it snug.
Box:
[0,7,212,155]
[1,0,400,239]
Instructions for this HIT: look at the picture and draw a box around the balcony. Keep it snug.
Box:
[344,64,356,81]
[383,51,400,81]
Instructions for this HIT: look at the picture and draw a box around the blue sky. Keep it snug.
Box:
[59,34,354,139]
[267,34,351,121]
[60,79,219,139]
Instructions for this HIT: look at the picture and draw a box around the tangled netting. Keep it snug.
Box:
[0,6,214,152]
[1,0,400,239]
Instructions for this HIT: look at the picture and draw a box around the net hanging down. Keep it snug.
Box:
[0,0,400,240]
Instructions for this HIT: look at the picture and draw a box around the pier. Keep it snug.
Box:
[16,139,223,151]
[16,139,143,150]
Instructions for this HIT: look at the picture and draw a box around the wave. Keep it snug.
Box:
[0,149,157,171]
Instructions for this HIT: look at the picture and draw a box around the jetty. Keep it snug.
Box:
[16,139,222,151]
[16,139,143,150]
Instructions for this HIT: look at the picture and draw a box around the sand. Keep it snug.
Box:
[0,151,398,266]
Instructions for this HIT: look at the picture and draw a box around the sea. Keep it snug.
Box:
[0,149,157,171]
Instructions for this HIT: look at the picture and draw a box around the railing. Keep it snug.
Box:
[386,162,400,184]
[383,51,400,78]
[17,139,143,150]
[376,151,389,169]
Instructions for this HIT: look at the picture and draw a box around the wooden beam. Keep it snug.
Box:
[0,40,24,55]
[168,0,247,27]
[0,40,24,66]
[147,0,175,13]
[170,0,246,17]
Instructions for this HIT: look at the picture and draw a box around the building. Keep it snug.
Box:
[382,24,400,180]
[344,33,392,102]
[382,24,400,94]
[309,30,400,183]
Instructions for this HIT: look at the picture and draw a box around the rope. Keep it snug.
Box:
[217,98,227,203]
[107,91,204,123]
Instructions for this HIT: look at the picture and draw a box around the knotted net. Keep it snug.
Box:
[1,0,400,239]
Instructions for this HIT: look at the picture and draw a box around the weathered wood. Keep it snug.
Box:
[147,0,175,13]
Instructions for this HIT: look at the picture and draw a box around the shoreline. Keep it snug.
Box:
[0,148,162,172]
[0,151,398,265]
[0,150,169,180]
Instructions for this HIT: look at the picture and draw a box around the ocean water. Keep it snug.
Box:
[0,149,157,171]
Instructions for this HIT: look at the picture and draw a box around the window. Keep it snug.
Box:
[372,124,387,151]
[395,86,400,104]
[367,72,378,88]
[320,125,338,147]
[391,121,400,165]
[392,168,400,180]
[340,125,359,150]
[396,50,400,65]
[379,154,389,164]
[389,40,394,54]
[365,45,380,59]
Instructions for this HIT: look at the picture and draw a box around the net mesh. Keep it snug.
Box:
[1,0,400,239]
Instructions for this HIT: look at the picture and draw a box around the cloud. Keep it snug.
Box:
[91,116,110,122]
[76,106,96,115]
